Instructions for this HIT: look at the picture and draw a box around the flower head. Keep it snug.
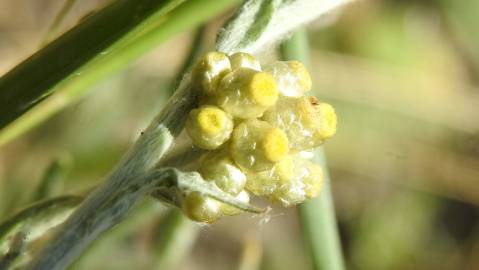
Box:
[180,51,336,223]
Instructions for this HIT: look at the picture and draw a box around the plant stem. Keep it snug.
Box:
[25,76,195,269]
[237,233,262,270]
[151,209,198,269]
[26,168,182,270]
[280,30,345,270]
[31,156,71,202]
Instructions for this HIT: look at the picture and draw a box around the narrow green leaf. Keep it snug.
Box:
[0,232,26,270]
[32,156,72,202]
[0,0,240,147]
[0,196,82,254]
[0,0,184,129]
[151,209,198,269]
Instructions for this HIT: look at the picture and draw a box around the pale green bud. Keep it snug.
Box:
[229,52,261,71]
[192,52,231,96]
[217,68,278,119]
[230,119,289,172]
[182,192,221,223]
[199,149,246,195]
[262,96,337,152]
[185,105,234,150]
[265,60,312,97]
[269,158,324,207]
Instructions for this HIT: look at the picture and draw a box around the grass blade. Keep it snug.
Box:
[0,0,182,129]
[0,0,239,147]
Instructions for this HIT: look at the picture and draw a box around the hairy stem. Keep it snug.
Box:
[27,168,180,270]
[281,30,345,270]
[26,80,193,269]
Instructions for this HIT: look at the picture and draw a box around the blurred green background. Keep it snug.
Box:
[1,0,479,269]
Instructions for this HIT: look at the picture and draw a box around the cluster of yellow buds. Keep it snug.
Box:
[182,51,337,223]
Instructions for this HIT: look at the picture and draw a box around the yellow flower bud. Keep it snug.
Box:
[317,102,337,140]
[185,105,233,150]
[302,161,324,199]
[217,68,278,119]
[229,52,261,71]
[230,119,289,172]
[245,155,294,196]
[182,192,221,223]
[192,52,231,96]
[262,96,337,151]
[199,149,246,195]
[266,157,324,207]
[221,190,250,216]
[265,60,312,97]
[271,179,306,207]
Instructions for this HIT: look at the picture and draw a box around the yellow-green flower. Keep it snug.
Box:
[217,68,278,119]
[182,192,221,223]
[198,149,246,195]
[262,96,337,151]
[265,60,312,97]
[180,52,335,221]
[185,105,234,150]
[192,52,231,96]
[229,52,261,71]
[230,119,289,172]
[245,155,294,196]
[269,158,324,207]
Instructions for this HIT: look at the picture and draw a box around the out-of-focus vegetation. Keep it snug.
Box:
[1,0,479,269]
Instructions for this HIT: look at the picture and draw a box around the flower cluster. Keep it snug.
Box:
[182,51,337,223]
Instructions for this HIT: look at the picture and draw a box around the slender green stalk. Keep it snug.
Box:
[151,209,198,269]
[31,156,71,202]
[237,233,262,270]
[39,0,79,47]
[280,30,345,270]
[0,0,239,147]
[26,168,182,270]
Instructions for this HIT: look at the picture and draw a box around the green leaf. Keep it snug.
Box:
[0,0,184,129]
[0,0,240,147]
[0,196,82,254]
